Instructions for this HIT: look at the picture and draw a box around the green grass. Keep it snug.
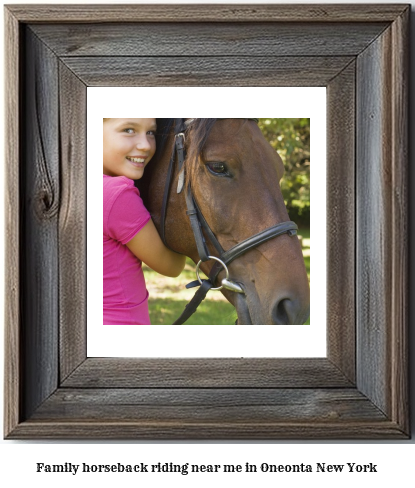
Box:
[148,297,237,325]
[145,229,310,325]
[144,258,237,325]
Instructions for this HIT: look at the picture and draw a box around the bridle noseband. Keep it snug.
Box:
[160,118,298,324]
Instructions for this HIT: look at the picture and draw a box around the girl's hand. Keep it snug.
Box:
[126,219,186,277]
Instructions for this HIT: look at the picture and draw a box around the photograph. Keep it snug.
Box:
[103,117,311,326]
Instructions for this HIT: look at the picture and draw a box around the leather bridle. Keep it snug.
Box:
[160,118,298,324]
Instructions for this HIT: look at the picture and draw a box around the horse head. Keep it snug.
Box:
[142,118,310,325]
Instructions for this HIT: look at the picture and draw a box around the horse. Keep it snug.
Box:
[138,118,310,325]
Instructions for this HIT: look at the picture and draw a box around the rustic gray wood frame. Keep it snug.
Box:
[4,4,409,440]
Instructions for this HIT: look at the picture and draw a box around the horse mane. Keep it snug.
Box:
[184,119,218,187]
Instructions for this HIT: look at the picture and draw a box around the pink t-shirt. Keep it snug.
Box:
[103,175,151,324]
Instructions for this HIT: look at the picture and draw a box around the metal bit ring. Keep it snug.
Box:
[196,256,229,291]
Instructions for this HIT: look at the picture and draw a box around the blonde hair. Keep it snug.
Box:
[103,118,110,122]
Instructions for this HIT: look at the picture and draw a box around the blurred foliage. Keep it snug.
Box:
[259,118,310,226]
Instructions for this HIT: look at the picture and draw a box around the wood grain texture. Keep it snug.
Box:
[357,30,391,416]
[31,22,388,57]
[7,421,407,441]
[62,358,352,389]
[61,56,354,87]
[20,28,60,420]
[389,8,409,433]
[326,62,356,383]
[6,4,409,23]
[32,388,386,423]
[58,63,87,381]
[4,6,21,438]
[356,9,408,425]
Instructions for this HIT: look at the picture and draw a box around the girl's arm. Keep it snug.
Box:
[126,219,186,277]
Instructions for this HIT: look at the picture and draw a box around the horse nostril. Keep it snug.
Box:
[273,298,291,324]
[272,298,308,325]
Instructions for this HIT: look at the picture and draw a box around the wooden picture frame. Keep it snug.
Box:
[4,4,409,439]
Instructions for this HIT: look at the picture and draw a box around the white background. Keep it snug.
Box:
[1,0,414,486]
[87,87,326,357]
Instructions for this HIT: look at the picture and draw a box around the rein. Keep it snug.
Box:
[160,118,298,325]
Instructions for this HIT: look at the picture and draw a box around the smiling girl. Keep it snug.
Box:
[103,118,185,325]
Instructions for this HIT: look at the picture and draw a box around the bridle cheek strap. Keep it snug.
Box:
[185,187,211,262]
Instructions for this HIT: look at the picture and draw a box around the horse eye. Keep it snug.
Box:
[207,162,228,175]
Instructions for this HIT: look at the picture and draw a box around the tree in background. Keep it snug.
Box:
[259,118,310,227]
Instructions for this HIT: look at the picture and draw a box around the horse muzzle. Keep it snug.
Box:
[232,280,310,325]
[271,296,310,325]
